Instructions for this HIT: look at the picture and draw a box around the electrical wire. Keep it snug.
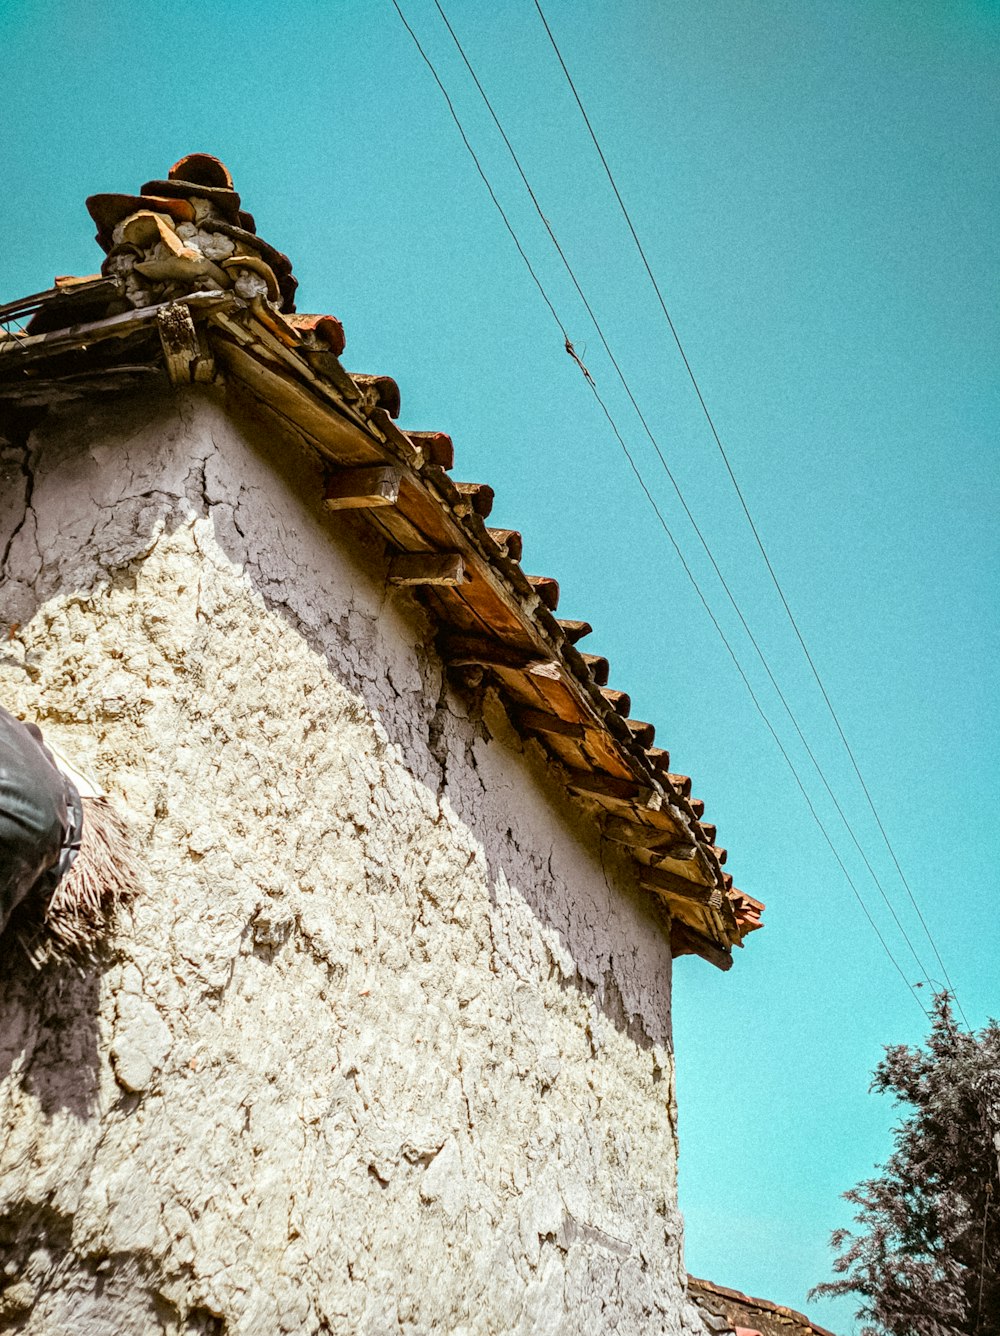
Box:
[431,0,942,994]
[389,0,930,1015]
[531,0,968,1027]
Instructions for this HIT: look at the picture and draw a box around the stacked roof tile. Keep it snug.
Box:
[0,154,764,969]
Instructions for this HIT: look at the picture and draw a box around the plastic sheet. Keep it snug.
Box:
[0,708,82,935]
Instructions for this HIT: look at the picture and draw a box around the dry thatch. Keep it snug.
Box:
[16,797,139,967]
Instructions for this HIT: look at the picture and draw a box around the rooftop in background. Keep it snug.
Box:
[0,152,764,970]
[689,1275,839,1336]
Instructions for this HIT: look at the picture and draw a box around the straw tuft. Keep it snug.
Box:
[17,797,139,967]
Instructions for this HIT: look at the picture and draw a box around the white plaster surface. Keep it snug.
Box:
[0,389,706,1334]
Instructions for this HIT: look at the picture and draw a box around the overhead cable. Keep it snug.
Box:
[531,0,967,1025]
[431,0,942,996]
[388,0,929,1016]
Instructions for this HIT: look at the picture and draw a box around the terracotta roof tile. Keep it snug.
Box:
[688,1276,838,1336]
[0,155,766,969]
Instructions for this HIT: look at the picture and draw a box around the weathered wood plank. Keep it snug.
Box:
[602,816,691,852]
[387,553,464,586]
[670,920,733,971]
[157,303,203,385]
[213,337,385,465]
[0,290,232,370]
[438,631,545,671]
[639,864,722,908]
[325,465,402,510]
[514,707,586,740]
[565,769,655,805]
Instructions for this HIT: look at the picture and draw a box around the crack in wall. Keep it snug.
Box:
[0,390,687,1336]
[0,438,35,584]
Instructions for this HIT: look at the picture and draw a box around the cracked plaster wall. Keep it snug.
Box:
[0,388,704,1335]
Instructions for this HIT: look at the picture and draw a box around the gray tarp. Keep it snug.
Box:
[0,708,82,934]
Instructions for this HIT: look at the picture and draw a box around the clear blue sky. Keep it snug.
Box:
[3,2,997,1331]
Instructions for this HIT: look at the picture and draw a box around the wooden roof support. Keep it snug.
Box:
[157,302,208,386]
[602,816,693,855]
[437,631,551,672]
[0,289,232,370]
[565,769,655,805]
[670,920,733,972]
[388,553,464,587]
[514,707,586,740]
[640,864,722,908]
[325,465,402,510]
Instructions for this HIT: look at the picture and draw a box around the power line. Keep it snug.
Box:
[428,1,940,995]
[531,0,967,1026]
[389,0,929,1015]
[430,0,942,993]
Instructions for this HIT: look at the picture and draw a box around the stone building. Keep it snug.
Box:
[0,156,764,1335]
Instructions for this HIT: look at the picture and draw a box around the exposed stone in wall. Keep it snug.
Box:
[0,390,706,1334]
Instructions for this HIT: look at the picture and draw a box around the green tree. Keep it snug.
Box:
[813,994,1000,1336]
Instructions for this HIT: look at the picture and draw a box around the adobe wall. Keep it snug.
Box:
[0,387,704,1335]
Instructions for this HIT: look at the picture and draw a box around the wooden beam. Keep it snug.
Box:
[649,841,699,863]
[601,817,696,857]
[670,920,733,972]
[0,274,123,326]
[387,552,464,586]
[325,465,402,510]
[639,864,722,908]
[514,707,585,740]
[0,290,232,370]
[157,302,205,386]
[437,631,550,672]
[603,816,677,850]
[565,769,655,805]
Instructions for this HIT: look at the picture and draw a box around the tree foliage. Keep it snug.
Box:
[813,994,1000,1336]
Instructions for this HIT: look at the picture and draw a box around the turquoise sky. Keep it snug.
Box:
[3,2,997,1331]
